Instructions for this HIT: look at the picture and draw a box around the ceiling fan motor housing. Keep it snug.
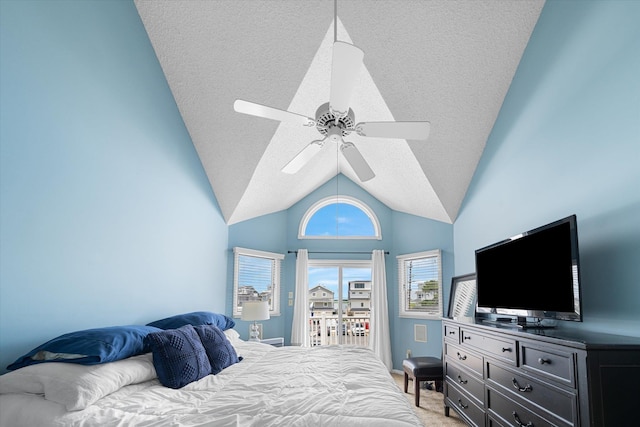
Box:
[315,102,355,138]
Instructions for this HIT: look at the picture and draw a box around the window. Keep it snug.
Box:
[299,196,381,239]
[397,250,442,318]
[233,247,284,317]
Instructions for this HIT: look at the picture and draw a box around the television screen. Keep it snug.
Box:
[475,215,582,325]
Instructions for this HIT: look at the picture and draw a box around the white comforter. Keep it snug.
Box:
[0,341,423,426]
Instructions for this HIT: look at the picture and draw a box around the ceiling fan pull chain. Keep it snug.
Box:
[334,0,338,43]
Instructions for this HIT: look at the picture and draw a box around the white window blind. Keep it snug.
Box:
[397,250,442,318]
[233,247,283,317]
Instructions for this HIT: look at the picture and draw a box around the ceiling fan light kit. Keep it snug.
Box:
[232,4,430,182]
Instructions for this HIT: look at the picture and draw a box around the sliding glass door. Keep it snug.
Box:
[307,260,372,347]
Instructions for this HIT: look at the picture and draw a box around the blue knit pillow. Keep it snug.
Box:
[193,324,242,375]
[144,325,211,389]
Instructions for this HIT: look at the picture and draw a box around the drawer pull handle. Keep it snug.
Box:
[502,347,512,352]
[512,411,534,427]
[457,399,468,409]
[538,357,551,365]
[457,375,468,385]
[512,378,533,392]
[457,352,467,361]
[463,335,471,341]
[449,331,456,335]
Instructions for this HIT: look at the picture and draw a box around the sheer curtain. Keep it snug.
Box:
[290,249,309,347]
[369,249,393,370]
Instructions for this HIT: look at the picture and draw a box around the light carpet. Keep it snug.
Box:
[391,373,466,426]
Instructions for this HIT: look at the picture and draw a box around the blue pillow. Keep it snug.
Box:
[144,324,212,389]
[6,325,162,371]
[146,311,235,331]
[193,324,242,375]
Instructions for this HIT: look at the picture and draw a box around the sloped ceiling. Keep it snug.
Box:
[134,0,545,225]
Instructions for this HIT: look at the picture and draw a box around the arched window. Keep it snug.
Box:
[299,196,381,240]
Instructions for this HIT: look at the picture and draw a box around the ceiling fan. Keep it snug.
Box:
[233,27,430,183]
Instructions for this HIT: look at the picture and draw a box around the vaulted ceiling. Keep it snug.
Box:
[134,0,545,225]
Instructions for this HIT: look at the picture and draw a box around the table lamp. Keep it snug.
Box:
[241,301,270,341]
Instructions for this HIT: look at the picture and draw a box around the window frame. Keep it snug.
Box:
[232,247,284,318]
[397,249,443,319]
[298,195,382,240]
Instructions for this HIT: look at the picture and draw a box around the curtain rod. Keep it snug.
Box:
[288,250,389,255]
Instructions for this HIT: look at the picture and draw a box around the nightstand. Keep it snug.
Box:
[260,337,284,347]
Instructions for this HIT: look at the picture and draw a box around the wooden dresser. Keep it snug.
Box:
[442,318,640,426]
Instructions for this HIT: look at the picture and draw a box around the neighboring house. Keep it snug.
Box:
[348,281,371,314]
[309,285,334,312]
[415,290,436,301]
[237,285,271,306]
[237,285,259,302]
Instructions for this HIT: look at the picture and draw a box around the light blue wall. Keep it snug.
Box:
[390,211,454,363]
[4,0,635,378]
[228,175,454,370]
[227,210,288,342]
[0,1,229,373]
[454,0,640,336]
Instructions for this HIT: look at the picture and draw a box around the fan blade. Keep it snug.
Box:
[355,121,431,140]
[329,42,364,117]
[282,139,326,174]
[234,99,315,127]
[341,141,375,182]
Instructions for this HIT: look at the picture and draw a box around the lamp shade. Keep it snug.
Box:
[241,301,270,321]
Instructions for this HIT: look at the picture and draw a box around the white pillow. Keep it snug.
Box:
[0,353,156,411]
[223,328,241,342]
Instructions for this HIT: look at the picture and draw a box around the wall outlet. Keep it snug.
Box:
[406,349,412,359]
[288,299,293,306]
[288,291,293,299]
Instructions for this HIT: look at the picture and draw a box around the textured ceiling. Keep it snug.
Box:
[134,0,545,225]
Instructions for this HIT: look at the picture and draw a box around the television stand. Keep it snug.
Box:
[443,318,640,426]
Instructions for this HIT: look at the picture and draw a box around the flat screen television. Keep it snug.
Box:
[475,215,582,329]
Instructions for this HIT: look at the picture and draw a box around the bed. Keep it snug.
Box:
[0,313,422,426]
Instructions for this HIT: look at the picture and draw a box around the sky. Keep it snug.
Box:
[305,202,374,236]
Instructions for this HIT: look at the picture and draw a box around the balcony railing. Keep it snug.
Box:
[309,313,370,347]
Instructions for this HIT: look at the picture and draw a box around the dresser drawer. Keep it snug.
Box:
[446,382,486,427]
[445,342,483,377]
[487,387,571,427]
[444,323,460,343]
[446,361,484,404]
[486,361,577,426]
[461,329,517,366]
[487,414,507,427]
[520,342,575,387]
